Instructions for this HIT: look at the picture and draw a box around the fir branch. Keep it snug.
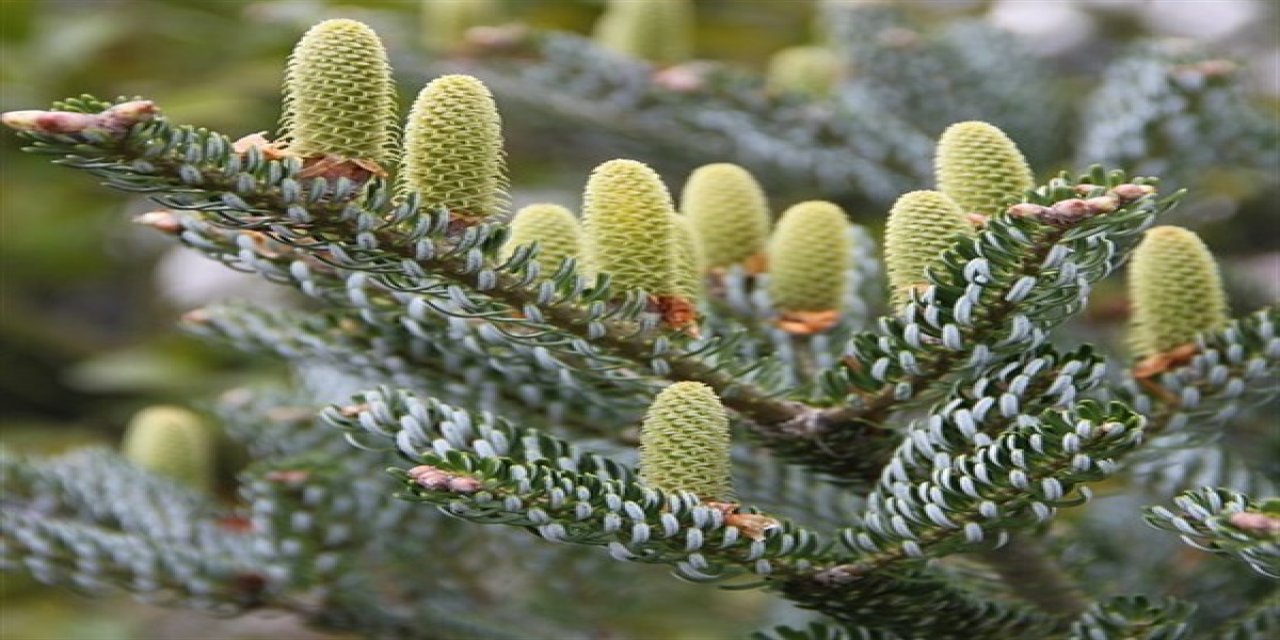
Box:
[1078,41,1280,190]
[187,303,647,434]
[1129,443,1276,498]
[1115,306,1280,441]
[777,566,1055,639]
[972,536,1086,618]
[790,172,1175,485]
[323,388,824,583]
[752,622,902,640]
[835,401,1143,573]
[755,401,1141,636]
[7,103,808,429]
[1,447,219,541]
[1213,589,1279,640]
[1,449,272,612]
[167,211,658,431]
[822,0,1062,165]
[1066,595,1196,640]
[1144,487,1280,578]
[822,173,1171,423]
[871,344,1108,495]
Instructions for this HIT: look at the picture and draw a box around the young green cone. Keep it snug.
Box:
[935,121,1034,216]
[499,203,582,277]
[884,190,972,309]
[767,201,851,333]
[670,213,706,304]
[681,163,771,272]
[279,19,398,165]
[581,159,676,298]
[421,0,501,53]
[1128,226,1229,359]
[592,0,694,65]
[766,45,840,97]
[121,406,215,493]
[400,74,507,221]
[639,382,732,502]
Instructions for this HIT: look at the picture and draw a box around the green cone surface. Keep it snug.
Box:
[767,201,851,313]
[681,163,771,270]
[766,45,840,97]
[581,159,675,296]
[935,121,1034,216]
[121,406,215,493]
[1128,226,1229,358]
[884,190,972,309]
[279,19,398,164]
[670,213,705,303]
[400,74,507,219]
[421,0,501,52]
[592,0,694,64]
[499,203,582,276]
[639,382,732,501]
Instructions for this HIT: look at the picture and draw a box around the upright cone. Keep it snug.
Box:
[767,201,851,333]
[935,121,1034,217]
[279,19,399,165]
[670,213,706,304]
[639,382,733,501]
[681,163,771,272]
[581,159,676,298]
[766,45,840,97]
[400,74,507,221]
[499,203,582,277]
[884,190,972,308]
[592,0,694,64]
[421,0,502,52]
[121,406,215,493]
[1128,226,1229,359]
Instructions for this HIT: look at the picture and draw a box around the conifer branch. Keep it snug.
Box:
[1144,487,1280,579]
[6,101,807,429]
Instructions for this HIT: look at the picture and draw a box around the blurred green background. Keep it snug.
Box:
[1,1,1276,638]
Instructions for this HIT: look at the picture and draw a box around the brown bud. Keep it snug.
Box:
[216,515,254,533]
[705,502,780,541]
[1228,511,1280,536]
[656,294,700,336]
[965,212,989,228]
[338,403,369,418]
[407,465,483,493]
[1006,203,1049,219]
[652,63,710,93]
[98,100,157,131]
[1132,342,1199,379]
[1,110,100,134]
[464,24,531,53]
[446,476,483,494]
[263,469,310,484]
[297,154,387,184]
[411,468,452,491]
[1084,196,1119,215]
[1040,198,1095,226]
[776,309,841,335]
[133,210,183,235]
[406,465,435,479]
[1111,183,1156,203]
[725,512,781,541]
[180,308,212,325]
